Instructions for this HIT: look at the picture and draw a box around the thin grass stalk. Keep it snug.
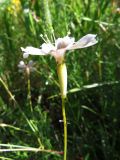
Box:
[0,148,63,155]
[0,77,16,102]
[97,52,102,80]
[0,77,44,149]
[43,0,54,40]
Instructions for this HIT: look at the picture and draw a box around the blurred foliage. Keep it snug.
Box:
[0,0,120,159]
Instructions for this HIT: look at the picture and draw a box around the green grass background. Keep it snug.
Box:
[0,0,120,159]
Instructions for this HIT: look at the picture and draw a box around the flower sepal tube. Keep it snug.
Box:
[57,62,67,99]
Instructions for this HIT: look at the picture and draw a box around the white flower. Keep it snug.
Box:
[21,34,98,63]
[23,8,30,14]
[18,60,36,73]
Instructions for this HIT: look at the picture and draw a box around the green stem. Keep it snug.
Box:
[27,72,43,148]
[57,63,67,159]
[27,75,33,113]
[62,97,67,160]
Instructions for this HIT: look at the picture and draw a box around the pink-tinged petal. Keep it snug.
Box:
[23,53,29,58]
[51,49,66,64]
[21,46,47,58]
[41,43,56,54]
[68,34,98,50]
[55,36,75,49]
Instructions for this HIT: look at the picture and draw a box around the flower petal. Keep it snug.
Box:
[41,43,56,54]
[18,61,26,69]
[55,36,75,49]
[68,34,98,50]
[21,46,47,58]
[19,61,25,66]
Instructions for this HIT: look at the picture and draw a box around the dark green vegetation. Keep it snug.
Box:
[0,0,120,159]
